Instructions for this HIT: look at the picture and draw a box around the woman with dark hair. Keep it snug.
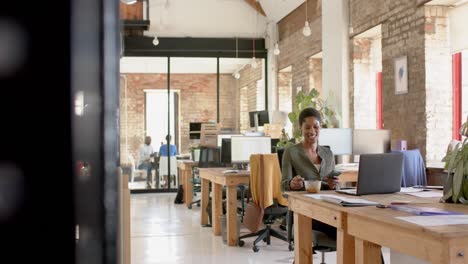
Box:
[281,107,336,191]
[281,107,337,239]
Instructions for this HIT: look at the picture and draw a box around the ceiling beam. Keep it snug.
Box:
[244,0,266,16]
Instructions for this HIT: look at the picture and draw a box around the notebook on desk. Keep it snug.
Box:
[335,153,404,196]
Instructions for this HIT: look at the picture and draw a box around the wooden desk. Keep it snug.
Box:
[199,168,250,246]
[288,191,446,264]
[177,160,197,208]
[347,200,468,264]
[288,191,355,264]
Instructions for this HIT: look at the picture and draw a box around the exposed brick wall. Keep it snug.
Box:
[309,58,322,94]
[278,71,292,113]
[119,73,237,163]
[220,76,238,130]
[424,5,452,162]
[239,86,249,133]
[277,0,322,107]
[238,60,264,132]
[278,0,321,41]
[350,0,432,160]
[278,71,293,136]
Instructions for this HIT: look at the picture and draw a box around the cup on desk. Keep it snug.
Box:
[304,180,321,193]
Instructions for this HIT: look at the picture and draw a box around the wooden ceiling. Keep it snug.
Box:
[243,0,266,16]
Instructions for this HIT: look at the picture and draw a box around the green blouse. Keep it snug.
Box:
[281,143,335,191]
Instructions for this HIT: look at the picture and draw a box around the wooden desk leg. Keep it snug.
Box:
[337,227,355,264]
[184,168,193,208]
[294,212,312,264]
[355,238,381,264]
[201,178,210,226]
[212,183,223,236]
[226,185,238,246]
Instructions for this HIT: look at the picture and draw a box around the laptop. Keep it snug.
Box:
[335,152,404,195]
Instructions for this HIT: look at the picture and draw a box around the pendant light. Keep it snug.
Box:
[121,0,137,4]
[273,43,280,55]
[152,35,159,46]
[251,10,258,68]
[303,0,311,37]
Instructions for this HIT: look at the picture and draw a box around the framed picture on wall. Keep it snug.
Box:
[394,56,408,95]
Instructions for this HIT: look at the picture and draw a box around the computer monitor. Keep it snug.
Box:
[221,138,232,164]
[271,138,280,153]
[249,111,258,128]
[353,129,391,155]
[217,134,241,147]
[231,136,272,163]
[319,128,353,155]
[257,110,269,127]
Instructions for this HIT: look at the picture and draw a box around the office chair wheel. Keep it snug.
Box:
[188,204,192,209]
[238,240,245,247]
[252,245,259,252]
[288,243,294,251]
[197,202,200,207]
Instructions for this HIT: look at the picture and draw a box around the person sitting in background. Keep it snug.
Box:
[159,134,177,157]
[138,136,156,188]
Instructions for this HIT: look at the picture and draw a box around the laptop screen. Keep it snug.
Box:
[355,152,403,195]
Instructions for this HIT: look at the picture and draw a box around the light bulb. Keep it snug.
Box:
[251,57,258,68]
[273,43,280,55]
[234,72,240,79]
[152,36,159,46]
[302,21,311,37]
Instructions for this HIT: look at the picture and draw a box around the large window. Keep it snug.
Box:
[352,25,382,129]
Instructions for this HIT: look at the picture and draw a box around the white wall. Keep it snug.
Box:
[147,0,268,38]
[449,3,468,53]
[322,0,350,128]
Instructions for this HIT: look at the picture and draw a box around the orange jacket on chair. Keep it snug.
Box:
[249,154,288,209]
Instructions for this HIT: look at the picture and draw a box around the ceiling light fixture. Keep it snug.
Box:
[120,0,138,4]
[251,38,258,68]
[273,43,280,55]
[152,35,159,46]
[251,10,258,69]
[302,0,311,37]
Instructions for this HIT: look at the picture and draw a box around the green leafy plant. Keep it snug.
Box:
[275,128,294,150]
[442,117,468,204]
[288,88,341,141]
[276,88,341,149]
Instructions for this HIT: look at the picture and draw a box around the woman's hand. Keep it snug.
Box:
[325,176,338,190]
[289,176,304,190]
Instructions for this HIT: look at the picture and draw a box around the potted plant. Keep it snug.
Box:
[276,88,341,149]
[441,116,468,204]
[189,145,200,162]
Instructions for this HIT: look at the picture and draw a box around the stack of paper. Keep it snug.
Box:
[389,205,463,216]
[397,215,468,226]
[306,194,378,207]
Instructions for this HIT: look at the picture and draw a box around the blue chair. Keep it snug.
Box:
[392,149,427,187]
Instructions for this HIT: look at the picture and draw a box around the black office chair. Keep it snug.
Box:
[189,147,221,210]
[238,154,289,252]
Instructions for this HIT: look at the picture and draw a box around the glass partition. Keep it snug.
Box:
[120,56,169,191]
[120,53,267,193]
